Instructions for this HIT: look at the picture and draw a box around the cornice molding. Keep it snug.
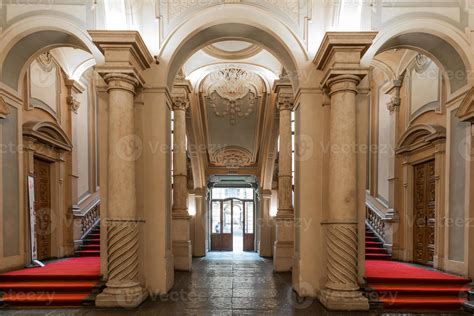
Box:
[89,30,153,86]
[457,86,474,123]
[0,96,10,119]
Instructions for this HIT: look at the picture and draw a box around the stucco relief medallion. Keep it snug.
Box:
[212,146,253,168]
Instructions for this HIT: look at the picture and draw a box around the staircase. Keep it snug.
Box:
[75,225,101,257]
[365,226,391,260]
[0,224,102,307]
[364,225,472,311]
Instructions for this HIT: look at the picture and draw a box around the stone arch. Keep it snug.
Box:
[154,5,310,91]
[0,15,103,92]
[363,17,472,95]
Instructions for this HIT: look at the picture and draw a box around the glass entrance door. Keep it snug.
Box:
[210,198,255,251]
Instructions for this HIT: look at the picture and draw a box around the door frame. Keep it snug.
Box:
[396,124,446,268]
[209,196,255,252]
[23,121,73,260]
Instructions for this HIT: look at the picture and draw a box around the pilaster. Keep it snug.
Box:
[171,82,193,271]
[273,79,295,272]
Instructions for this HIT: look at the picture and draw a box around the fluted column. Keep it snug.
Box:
[89,30,153,308]
[171,96,192,271]
[314,32,376,311]
[318,74,368,309]
[95,73,147,307]
[273,93,294,271]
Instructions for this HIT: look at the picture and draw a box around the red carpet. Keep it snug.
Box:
[365,228,391,260]
[0,226,101,307]
[365,226,471,311]
[76,226,100,257]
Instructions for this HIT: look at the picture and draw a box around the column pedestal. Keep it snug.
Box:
[273,215,294,271]
[172,214,192,271]
[258,190,272,257]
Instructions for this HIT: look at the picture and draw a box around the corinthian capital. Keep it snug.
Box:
[171,95,190,111]
[277,93,294,111]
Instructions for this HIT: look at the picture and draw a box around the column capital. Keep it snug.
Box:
[0,96,10,119]
[326,75,361,96]
[384,79,402,113]
[89,30,153,87]
[314,32,376,90]
[64,79,85,113]
[102,73,140,95]
[276,93,294,111]
[171,95,190,111]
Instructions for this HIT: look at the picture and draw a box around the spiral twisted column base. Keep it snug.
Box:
[96,220,148,308]
[319,222,368,311]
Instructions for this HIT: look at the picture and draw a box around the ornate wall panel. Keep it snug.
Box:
[406,54,441,123]
[28,52,61,120]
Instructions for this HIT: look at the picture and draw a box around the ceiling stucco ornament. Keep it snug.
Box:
[212,146,253,168]
[206,67,260,125]
[413,54,432,73]
[36,52,55,72]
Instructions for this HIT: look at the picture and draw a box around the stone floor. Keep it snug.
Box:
[0,252,471,315]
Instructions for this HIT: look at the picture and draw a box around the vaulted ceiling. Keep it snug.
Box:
[182,40,282,188]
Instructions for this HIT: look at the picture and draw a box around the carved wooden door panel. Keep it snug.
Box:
[413,159,435,266]
[34,158,52,260]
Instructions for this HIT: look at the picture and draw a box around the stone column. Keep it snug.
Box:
[314,32,376,310]
[89,30,153,308]
[273,91,295,271]
[171,95,192,271]
[258,189,272,257]
[95,73,147,307]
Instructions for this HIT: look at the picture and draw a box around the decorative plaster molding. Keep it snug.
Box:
[396,124,446,155]
[171,95,190,111]
[23,120,72,151]
[212,146,253,168]
[457,87,474,123]
[385,79,402,113]
[277,93,294,111]
[205,67,260,125]
[0,96,10,119]
[64,79,85,114]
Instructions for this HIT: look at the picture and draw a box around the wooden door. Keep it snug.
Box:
[243,201,255,251]
[210,200,233,251]
[413,159,436,266]
[34,158,52,260]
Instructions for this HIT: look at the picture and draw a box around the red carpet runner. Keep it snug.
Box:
[0,226,101,307]
[76,226,101,257]
[365,226,471,311]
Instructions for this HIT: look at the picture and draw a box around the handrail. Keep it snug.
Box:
[74,199,100,239]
